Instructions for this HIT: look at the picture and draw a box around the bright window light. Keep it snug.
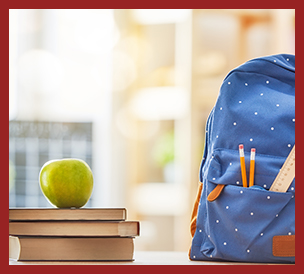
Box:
[132,9,191,24]
[129,87,188,120]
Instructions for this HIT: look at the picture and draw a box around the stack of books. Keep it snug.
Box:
[9,208,140,261]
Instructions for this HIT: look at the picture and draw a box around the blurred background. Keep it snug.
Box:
[9,9,295,252]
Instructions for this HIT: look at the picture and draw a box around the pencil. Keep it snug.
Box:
[239,144,247,187]
[249,148,256,187]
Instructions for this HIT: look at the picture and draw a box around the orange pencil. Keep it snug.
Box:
[239,144,247,187]
[249,148,256,187]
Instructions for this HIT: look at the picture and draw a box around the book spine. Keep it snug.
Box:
[10,237,134,261]
[9,221,140,237]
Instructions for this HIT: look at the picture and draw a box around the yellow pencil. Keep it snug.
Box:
[249,148,256,187]
[239,144,247,187]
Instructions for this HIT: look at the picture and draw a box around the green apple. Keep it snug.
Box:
[39,158,94,208]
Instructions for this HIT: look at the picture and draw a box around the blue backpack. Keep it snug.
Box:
[189,54,295,263]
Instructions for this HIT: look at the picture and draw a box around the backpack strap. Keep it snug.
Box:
[190,182,203,237]
[189,183,226,237]
[189,182,203,259]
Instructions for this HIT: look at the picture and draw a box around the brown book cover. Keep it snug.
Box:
[9,208,127,221]
[9,236,134,261]
[9,220,140,237]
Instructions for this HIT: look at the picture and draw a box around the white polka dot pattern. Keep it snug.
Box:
[191,54,295,264]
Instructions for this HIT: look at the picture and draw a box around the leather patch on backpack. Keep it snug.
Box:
[272,235,295,257]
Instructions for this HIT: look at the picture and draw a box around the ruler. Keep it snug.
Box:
[269,145,295,192]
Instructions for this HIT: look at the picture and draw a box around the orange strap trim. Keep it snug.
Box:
[190,182,203,238]
[207,184,225,202]
[189,182,203,259]
[189,183,225,238]
[273,235,295,257]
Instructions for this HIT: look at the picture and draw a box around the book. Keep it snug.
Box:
[9,236,134,261]
[9,221,140,237]
[9,208,127,221]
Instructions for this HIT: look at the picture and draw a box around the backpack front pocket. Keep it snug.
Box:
[191,148,295,263]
